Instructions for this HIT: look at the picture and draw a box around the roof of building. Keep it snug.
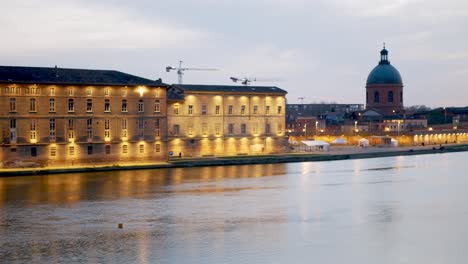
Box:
[0,65,165,86]
[171,84,287,94]
[366,48,403,85]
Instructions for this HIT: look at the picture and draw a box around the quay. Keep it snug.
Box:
[2,143,468,177]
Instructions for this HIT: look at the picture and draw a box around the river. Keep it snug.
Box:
[1,152,468,263]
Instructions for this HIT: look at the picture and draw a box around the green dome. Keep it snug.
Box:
[366,48,403,85]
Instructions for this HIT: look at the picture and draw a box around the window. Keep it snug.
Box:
[228,123,234,135]
[174,104,179,115]
[241,105,246,115]
[30,98,37,112]
[68,146,75,156]
[374,91,380,103]
[277,123,283,134]
[265,123,271,134]
[241,124,246,135]
[49,98,55,112]
[121,119,128,138]
[50,146,57,157]
[154,100,160,113]
[104,88,110,96]
[253,105,258,114]
[49,119,56,140]
[155,143,161,152]
[202,123,207,135]
[31,147,37,157]
[155,119,160,137]
[121,99,127,112]
[265,105,270,115]
[228,105,233,115]
[400,91,403,103]
[86,88,92,96]
[87,119,93,140]
[122,144,128,154]
[121,89,127,97]
[138,100,144,113]
[9,98,16,112]
[188,105,193,115]
[388,91,394,103]
[139,144,144,154]
[105,145,111,154]
[68,88,74,96]
[86,99,93,112]
[68,99,74,112]
[366,92,369,104]
[104,99,110,112]
[104,119,111,140]
[202,104,207,115]
[173,124,180,136]
[49,87,55,96]
[30,120,37,142]
[215,123,221,135]
[215,105,220,115]
[87,146,93,155]
[10,119,17,142]
[277,106,282,114]
[154,89,161,98]
[138,118,144,137]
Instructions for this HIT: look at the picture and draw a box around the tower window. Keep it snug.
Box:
[374,91,380,103]
[388,91,394,103]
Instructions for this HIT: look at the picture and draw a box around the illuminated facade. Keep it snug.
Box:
[166,84,287,157]
[0,66,167,167]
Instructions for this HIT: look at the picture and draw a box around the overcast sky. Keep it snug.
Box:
[1,0,467,107]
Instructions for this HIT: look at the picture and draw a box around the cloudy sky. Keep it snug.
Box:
[1,0,467,107]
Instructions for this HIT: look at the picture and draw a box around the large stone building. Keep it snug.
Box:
[366,46,404,115]
[0,66,168,167]
[166,84,287,157]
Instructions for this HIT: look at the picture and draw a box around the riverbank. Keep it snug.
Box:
[1,143,468,177]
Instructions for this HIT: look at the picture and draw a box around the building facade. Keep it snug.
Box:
[0,66,168,167]
[366,46,404,115]
[166,84,287,157]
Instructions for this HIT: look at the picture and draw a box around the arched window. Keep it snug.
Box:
[374,91,380,103]
[388,91,394,103]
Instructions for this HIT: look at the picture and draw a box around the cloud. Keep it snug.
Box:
[0,0,208,53]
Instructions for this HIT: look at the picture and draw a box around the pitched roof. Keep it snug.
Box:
[171,84,287,94]
[0,65,166,86]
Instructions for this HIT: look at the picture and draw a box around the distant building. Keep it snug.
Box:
[0,66,168,166]
[166,84,287,157]
[365,46,404,115]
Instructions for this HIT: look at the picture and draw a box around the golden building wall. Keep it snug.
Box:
[167,91,287,157]
[0,83,167,167]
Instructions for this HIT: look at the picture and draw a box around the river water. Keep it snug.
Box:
[1,152,468,263]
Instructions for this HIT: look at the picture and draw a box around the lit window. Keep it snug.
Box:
[30,120,37,142]
[104,88,110,96]
[68,88,74,96]
[49,87,55,96]
[122,144,128,154]
[104,119,111,140]
[121,119,128,138]
[50,146,57,157]
[155,143,161,152]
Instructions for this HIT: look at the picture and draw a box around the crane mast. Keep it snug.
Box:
[166,60,217,84]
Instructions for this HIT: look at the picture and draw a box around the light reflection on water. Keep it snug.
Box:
[1,153,468,263]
